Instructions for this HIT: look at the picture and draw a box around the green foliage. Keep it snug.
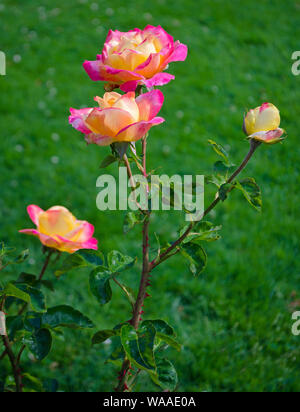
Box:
[180,221,222,244]
[42,305,94,329]
[89,267,113,305]
[55,249,105,277]
[120,323,156,371]
[235,178,262,211]
[151,357,178,391]
[92,330,116,345]
[123,211,142,234]
[107,250,136,273]
[181,243,207,276]
[23,328,52,361]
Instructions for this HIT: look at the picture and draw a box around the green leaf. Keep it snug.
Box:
[180,221,222,244]
[106,337,125,365]
[15,273,37,286]
[150,358,178,391]
[40,280,54,291]
[16,284,46,312]
[181,243,207,276]
[107,250,136,273]
[142,320,181,352]
[92,330,116,345]
[23,328,52,361]
[235,178,262,212]
[22,373,44,392]
[138,322,156,370]
[24,312,42,332]
[218,183,233,201]
[213,160,234,175]
[208,139,230,163]
[78,249,105,266]
[55,249,104,277]
[2,283,31,304]
[42,305,94,329]
[6,316,24,340]
[89,266,112,305]
[205,174,226,188]
[142,319,175,337]
[120,324,156,371]
[100,154,118,169]
[123,211,141,234]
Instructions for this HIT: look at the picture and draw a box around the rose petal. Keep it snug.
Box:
[135,53,162,78]
[85,133,115,146]
[69,108,93,134]
[85,107,135,136]
[67,221,95,242]
[144,73,175,88]
[136,90,164,121]
[116,117,165,142]
[83,59,143,83]
[166,41,188,63]
[113,92,140,122]
[27,205,44,226]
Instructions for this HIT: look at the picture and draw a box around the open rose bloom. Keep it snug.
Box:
[83,25,188,92]
[69,89,164,146]
[19,205,98,253]
[243,102,285,144]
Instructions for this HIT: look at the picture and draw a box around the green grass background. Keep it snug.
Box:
[1,0,300,392]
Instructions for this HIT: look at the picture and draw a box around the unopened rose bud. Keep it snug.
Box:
[243,102,285,144]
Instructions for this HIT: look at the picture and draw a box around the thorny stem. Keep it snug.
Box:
[116,129,151,392]
[123,154,148,215]
[151,140,261,270]
[1,335,23,392]
[1,295,23,392]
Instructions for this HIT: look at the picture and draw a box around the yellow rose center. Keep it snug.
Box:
[106,33,163,71]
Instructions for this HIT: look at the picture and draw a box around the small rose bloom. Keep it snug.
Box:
[19,205,98,253]
[69,89,164,146]
[83,25,188,92]
[243,102,285,144]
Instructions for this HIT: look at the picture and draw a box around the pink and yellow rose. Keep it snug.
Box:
[243,102,284,144]
[69,89,164,146]
[83,25,188,92]
[19,205,98,253]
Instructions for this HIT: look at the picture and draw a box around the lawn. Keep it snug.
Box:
[1,0,300,392]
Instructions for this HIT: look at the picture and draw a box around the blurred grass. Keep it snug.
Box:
[1,0,300,392]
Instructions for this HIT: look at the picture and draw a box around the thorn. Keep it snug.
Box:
[145,293,151,298]
[124,383,129,391]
